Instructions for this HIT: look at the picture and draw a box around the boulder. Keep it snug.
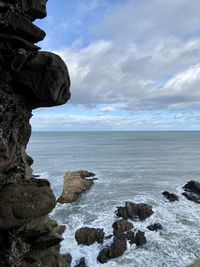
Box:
[147,223,163,231]
[74,257,87,267]
[162,191,179,202]
[75,227,104,246]
[97,234,127,264]
[57,170,96,204]
[182,181,200,204]
[116,202,154,221]
[112,219,133,235]
[125,231,135,245]
[135,231,147,247]
[30,232,63,249]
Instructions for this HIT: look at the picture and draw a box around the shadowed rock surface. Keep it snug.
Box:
[97,234,127,264]
[162,191,179,202]
[182,181,200,203]
[112,219,134,235]
[0,0,71,266]
[116,201,154,221]
[147,223,163,232]
[74,257,87,267]
[58,170,96,203]
[75,227,104,246]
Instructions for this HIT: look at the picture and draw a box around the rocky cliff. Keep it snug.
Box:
[0,1,71,266]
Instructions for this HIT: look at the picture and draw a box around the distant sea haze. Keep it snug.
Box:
[28,131,200,267]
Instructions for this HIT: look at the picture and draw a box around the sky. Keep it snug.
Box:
[32,0,200,131]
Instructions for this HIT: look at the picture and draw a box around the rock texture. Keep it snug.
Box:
[182,181,200,203]
[162,191,179,202]
[75,227,104,246]
[0,1,71,266]
[57,170,96,203]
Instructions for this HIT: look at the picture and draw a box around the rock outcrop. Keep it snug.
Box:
[182,181,200,203]
[75,227,104,246]
[116,201,154,221]
[162,191,179,202]
[57,170,96,203]
[0,1,71,266]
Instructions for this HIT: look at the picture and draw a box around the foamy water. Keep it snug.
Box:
[28,132,200,266]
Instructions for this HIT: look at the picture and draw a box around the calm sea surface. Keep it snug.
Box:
[27,131,200,267]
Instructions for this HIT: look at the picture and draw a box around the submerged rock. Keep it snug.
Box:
[147,223,163,232]
[116,201,154,221]
[75,227,104,246]
[74,257,87,267]
[57,170,96,203]
[97,234,127,264]
[135,230,147,247]
[162,191,179,202]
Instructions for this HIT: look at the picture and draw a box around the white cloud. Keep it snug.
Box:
[100,107,115,113]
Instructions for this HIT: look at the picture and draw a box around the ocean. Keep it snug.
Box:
[27,131,200,267]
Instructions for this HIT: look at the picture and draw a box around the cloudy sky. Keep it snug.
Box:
[33,0,200,131]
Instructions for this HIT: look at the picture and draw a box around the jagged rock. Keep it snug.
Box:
[30,232,63,249]
[135,230,147,246]
[75,227,104,246]
[182,192,200,204]
[147,223,163,231]
[112,219,133,235]
[58,170,96,203]
[162,191,179,202]
[74,257,87,267]
[116,202,154,221]
[97,234,127,264]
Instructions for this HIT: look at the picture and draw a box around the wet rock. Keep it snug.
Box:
[147,223,163,231]
[74,257,87,267]
[58,170,96,204]
[97,234,127,264]
[112,219,133,235]
[162,191,179,202]
[30,232,63,249]
[116,202,154,221]
[125,231,135,245]
[135,230,147,247]
[182,192,200,204]
[75,227,104,246]
[183,181,200,195]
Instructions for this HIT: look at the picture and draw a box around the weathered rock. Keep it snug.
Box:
[0,178,56,230]
[147,223,163,231]
[135,230,147,247]
[116,202,154,221]
[74,257,87,267]
[58,170,96,203]
[0,0,71,266]
[182,192,200,204]
[75,227,104,246]
[97,234,127,264]
[162,191,179,202]
[112,219,133,235]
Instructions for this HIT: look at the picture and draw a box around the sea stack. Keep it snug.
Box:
[0,1,71,266]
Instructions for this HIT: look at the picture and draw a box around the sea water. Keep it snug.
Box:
[27,131,200,267]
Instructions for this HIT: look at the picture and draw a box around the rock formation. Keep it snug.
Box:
[57,170,96,203]
[162,191,179,202]
[182,180,200,203]
[75,227,104,246]
[0,1,71,266]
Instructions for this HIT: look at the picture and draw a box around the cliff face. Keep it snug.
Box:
[0,1,71,266]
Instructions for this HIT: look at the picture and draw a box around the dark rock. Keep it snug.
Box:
[162,191,179,202]
[63,253,72,265]
[116,202,154,221]
[125,231,135,245]
[75,227,104,246]
[183,181,200,195]
[112,219,133,235]
[182,192,200,204]
[30,232,63,249]
[147,223,163,231]
[58,170,96,204]
[74,257,87,267]
[97,234,127,263]
[135,230,147,247]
